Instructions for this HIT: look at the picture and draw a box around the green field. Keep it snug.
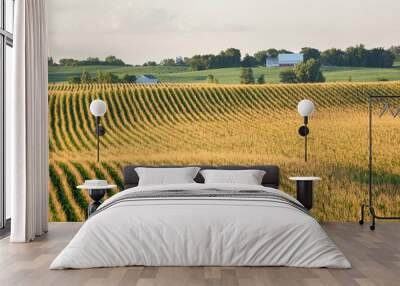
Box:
[159,65,400,84]
[48,65,189,83]
[49,58,400,84]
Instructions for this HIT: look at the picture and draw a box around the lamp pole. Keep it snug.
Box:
[96,117,100,162]
[304,116,308,162]
[94,116,106,163]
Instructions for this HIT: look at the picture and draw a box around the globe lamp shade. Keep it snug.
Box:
[297,99,315,117]
[90,99,107,117]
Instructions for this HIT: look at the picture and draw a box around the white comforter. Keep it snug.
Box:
[50,183,351,269]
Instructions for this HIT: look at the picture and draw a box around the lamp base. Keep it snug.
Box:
[298,126,309,137]
[96,125,106,136]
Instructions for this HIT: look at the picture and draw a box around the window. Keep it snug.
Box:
[0,0,13,231]
[5,0,13,33]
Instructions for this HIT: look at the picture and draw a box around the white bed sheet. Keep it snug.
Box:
[50,183,351,269]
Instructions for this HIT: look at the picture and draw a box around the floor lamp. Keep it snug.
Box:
[297,99,315,162]
[90,99,107,162]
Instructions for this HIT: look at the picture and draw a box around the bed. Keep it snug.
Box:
[50,165,351,269]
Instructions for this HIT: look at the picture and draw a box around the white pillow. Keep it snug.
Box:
[200,169,266,185]
[135,167,200,186]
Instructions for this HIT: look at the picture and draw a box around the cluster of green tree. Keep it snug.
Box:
[159,58,187,66]
[279,59,325,83]
[186,48,242,71]
[68,71,136,84]
[240,68,266,84]
[143,61,158,66]
[49,56,128,67]
[302,45,395,68]
[143,57,186,67]
[185,48,296,71]
[185,48,293,71]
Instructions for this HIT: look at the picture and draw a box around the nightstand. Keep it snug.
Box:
[289,177,321,210]
[77,184,117,216]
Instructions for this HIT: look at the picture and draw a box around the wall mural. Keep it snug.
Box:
[48,1,400,222]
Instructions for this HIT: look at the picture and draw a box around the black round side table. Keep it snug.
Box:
[289,177,321,210]
[77,184,117,216]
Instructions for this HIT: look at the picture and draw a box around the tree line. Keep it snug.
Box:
[306,45,396,68]
[141,49,293,70]
[48,55,128,67]
[157,45,398,71]
[184,48,294,71]
[49,45,399,70]
[68,71,136,84]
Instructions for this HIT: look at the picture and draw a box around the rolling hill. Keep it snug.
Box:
[48,81,400,222]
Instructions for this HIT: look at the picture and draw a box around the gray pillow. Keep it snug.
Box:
[200,169,266,185]
[135,167,201,186]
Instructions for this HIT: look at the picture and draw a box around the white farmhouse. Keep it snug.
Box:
[136,75,160,84]
[278,53,304,66]
[266,53,304,67]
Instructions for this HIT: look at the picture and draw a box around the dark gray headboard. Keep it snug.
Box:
[122,165,280,190]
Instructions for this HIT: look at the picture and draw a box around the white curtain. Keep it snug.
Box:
[6,0,49,242]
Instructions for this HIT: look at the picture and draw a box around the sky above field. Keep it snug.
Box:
[48,0,400,65]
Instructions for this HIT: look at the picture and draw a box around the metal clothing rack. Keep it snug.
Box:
[359,95,400,230]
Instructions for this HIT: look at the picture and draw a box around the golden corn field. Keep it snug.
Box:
[48,81,400,222]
